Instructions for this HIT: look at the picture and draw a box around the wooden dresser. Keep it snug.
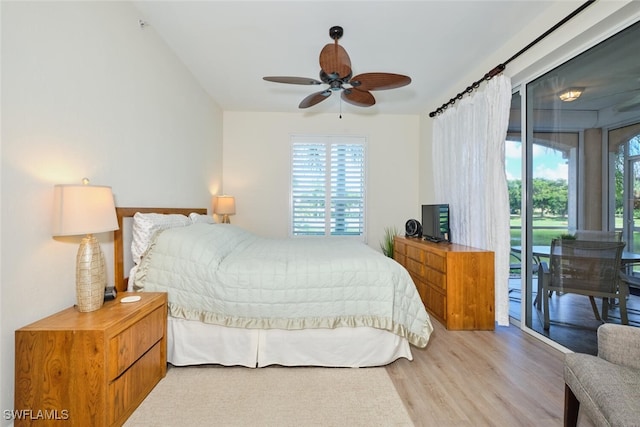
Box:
[15,292,167,426]
[394,236,495,330]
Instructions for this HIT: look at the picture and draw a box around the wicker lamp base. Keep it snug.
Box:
[75,234,106,312]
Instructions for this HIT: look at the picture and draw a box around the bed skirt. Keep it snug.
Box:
[167,317,413,368]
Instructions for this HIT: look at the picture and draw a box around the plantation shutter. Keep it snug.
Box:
[291,136,366,238]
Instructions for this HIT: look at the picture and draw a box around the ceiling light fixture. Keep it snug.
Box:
[559,87,584,102]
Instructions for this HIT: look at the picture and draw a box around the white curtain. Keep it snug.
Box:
[432,74,512,326]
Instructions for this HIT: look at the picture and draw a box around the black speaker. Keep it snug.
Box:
[405,219,422,238]
[104,286,117,301]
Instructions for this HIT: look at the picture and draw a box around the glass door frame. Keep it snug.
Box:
[513,84,577,352]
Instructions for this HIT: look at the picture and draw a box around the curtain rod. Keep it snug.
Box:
[428,0,596,118]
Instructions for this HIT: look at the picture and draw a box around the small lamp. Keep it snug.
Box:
[559,87,584,102]
[214,195,236,224]
[52,180,119,312]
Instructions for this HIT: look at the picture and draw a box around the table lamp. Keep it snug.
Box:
[52,180,119,312]
[214,195,236,224]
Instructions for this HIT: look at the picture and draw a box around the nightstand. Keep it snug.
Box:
[15,292,167,426]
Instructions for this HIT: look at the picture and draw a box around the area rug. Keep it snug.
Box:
[124,365,413,427]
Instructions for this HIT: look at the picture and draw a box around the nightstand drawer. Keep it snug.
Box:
[109,305,165,380]
[109,341,164,426]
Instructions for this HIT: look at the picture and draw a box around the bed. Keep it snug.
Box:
[114,207,433,368]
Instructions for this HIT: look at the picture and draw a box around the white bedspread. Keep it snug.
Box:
[134,224,433,347]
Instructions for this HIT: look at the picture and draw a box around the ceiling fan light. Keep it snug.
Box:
[559,87,584,102]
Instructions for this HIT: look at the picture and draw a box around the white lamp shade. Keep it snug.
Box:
[52,184,119,236]
[214,196,236,215]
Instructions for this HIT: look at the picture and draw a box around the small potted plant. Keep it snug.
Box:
[380,226,398,258]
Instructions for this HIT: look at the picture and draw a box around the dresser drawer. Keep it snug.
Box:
[424,266,446,291]
[109,306,165,380]
[394,240,406,256]
[410,275,428,305]
[424,285,446,323]
[394,254,406,267]
[108,342,164,426]
[425,251,446,273]
[406,245,424,262]
[405,257,425,277]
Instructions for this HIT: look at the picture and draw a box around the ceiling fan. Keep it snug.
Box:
[263,26,411,109]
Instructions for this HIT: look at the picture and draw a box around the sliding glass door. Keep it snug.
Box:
[509,20,640,354]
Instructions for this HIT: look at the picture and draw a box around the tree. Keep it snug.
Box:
[615,147,624,214]
[508,178,569,217]
[507,179,521,214]
[532,178,568,217]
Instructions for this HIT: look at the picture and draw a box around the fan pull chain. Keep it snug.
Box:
[339,96,342,119]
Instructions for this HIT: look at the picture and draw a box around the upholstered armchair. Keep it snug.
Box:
[564,324,640,426]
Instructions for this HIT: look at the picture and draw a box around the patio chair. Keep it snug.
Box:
[573,229,622,241]
[540,238,628,330]
[509,249,540,276]
[574,230,623,305]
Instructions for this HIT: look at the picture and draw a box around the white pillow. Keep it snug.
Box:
[131,213,191,264]
[189,212,215,224]
[127,266,137,291]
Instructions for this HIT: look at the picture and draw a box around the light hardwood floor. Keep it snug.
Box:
[386,319,596,427]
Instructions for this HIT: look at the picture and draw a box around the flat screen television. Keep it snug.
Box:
[421,204,450,243]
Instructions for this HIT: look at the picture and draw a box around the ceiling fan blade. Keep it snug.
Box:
[350,73,411,91]
[299,90,332,108]
[341,88,375,107]
[319,43,351,79]
[263,76,322,85]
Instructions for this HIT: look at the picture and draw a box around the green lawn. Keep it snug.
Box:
[510,214,640,254]
[510,215,569,246]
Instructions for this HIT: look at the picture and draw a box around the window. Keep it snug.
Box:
[290,135,366,238]
[612,127,640,252]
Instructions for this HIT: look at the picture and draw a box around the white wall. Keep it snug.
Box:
[0,2,222,422]
[222,111,420,250]
[418,114,435,203]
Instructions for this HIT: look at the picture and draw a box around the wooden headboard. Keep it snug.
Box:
[114,207,207,292]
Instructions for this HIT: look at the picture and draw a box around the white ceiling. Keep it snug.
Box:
[132,1,562,116]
